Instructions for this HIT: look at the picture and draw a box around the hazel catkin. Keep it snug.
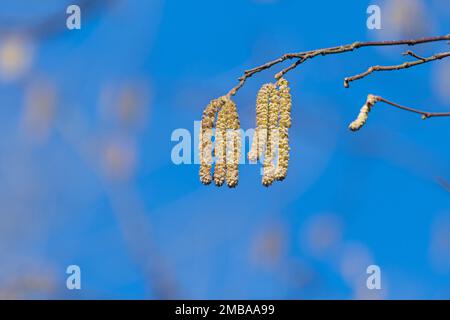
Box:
[349,94,378,131]
[213,99,228,186]
[248,84,271,162]
[225,98,241,188]
[275,77,292,181]
[262,83,279,187]
[199,78,295,188]
[199,98,222,185]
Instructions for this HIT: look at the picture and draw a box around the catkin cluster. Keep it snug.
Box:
[248,78,292,187]
[348,94,378,131]
[199,96,241,188]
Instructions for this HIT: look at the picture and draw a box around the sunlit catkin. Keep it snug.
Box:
[225,98,241,188]
[349,94,378,131]
[262,83,279,187]
[199,98,221,185]
[248,84,271,162]
[275,78,292,181]
[213,99,228,186]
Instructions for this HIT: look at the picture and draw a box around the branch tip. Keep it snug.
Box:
[227,35,450,96]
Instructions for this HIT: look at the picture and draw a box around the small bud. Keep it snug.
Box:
[344,79,350,88]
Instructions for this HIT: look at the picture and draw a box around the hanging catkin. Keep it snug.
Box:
[275,78,292,181]
[225,98,241,188]
[349,94,378,131]
[262,83,279,187]
[199,98,222,185]
[213,98,228,186]
[248,84,271,162]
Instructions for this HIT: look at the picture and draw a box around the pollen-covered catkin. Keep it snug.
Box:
[262,83,279,187]
[213,98,228,186]
[199,98,221,185]
[275,78,292,181]
[248,84,271,162]
[225,98,241,188]
[349,94,378,131]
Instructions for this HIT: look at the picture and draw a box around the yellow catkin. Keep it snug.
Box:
[248,84,271,162]
[199,98,222,185]
[349,94,378,131]
[213,98,228,186]
[275,78,292,181]
[262,83,279,187]
[225,98,241,188]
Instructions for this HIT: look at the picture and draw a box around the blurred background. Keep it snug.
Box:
[0,0,449,299]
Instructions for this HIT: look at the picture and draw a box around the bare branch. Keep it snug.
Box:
[204,35,450,188]
[344,51,450,88]
[402,50,427,60]
[375,96,450,119]
[226,34,450,97]
[276,57,305,79]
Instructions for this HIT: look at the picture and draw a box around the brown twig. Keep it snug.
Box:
[344,51,450,88]
[276,57,306,79]
[226,34,450,97]
[403,50,427,60]
[372,95,450,119]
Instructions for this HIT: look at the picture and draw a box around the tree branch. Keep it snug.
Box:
[403,50,427,60]
[344,51,450,88]
[348,94,450,132]
[204,36,450,188]
[372,95,450,119]
[226,34,450,97]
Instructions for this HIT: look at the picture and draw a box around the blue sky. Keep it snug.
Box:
[0,0,449,299]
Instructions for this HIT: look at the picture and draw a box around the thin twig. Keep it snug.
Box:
[226,34,450,97]
[276,57,305,79]
[403,50,427,60]
[344,51,450,88]
[373,96,450,119]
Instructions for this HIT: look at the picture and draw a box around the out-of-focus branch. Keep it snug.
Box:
[437,177,450,193]
[0,0,117,40]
